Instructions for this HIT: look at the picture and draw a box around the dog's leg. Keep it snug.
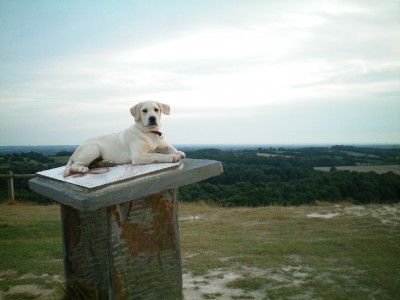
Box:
[69,145,102,174]
[157,145,186,160]
[131,153,182,165]
[90,159,115,168]
[70,163,90,174]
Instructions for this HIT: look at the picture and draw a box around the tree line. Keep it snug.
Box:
[1,147,400,206]
[179,147,400,206]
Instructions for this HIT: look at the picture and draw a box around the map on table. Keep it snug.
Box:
[36,162,183,189]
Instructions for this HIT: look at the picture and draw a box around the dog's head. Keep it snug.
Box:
[130,101,170,130]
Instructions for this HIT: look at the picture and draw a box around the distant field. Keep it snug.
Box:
[256,153,292,158]
[330,150,380,158]
[314,165,400,175]
[1,202,399,299]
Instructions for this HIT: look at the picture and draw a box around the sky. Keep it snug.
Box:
[0,0,399,146]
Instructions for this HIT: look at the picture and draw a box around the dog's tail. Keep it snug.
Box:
[63,158,73,177]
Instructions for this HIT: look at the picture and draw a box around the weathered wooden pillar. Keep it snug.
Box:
[29,159,222,299]
[7,171,15,202]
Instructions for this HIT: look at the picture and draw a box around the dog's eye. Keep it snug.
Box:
[142,109,148,113]
[154,108,159,112]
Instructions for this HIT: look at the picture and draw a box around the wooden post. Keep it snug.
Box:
[29,159,222,299]
[0,173,35,202]
[7,171,15,202]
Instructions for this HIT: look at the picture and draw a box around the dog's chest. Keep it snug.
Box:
[146,133,164,151]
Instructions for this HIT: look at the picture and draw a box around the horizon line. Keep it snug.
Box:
[1,143,400,148]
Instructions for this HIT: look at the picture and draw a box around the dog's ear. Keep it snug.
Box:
[130,103,142,121]
[158,103,170,115]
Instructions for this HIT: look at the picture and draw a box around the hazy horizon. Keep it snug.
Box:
[1,143,399,149]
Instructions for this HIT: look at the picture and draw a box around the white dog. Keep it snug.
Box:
[63,101,185,177]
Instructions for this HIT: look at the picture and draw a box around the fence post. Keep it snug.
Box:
[29,159,222,299]
[7,171,15,203]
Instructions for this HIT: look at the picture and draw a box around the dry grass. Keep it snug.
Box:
[0,203,63,299]
[1,202,399,299]
[179,201,400,299]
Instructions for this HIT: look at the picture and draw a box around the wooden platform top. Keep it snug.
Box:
[29,159,223,211]
[36,162,183,189]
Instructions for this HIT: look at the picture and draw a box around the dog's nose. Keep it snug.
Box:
[149,116,157,124]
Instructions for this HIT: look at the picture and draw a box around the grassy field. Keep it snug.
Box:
[0,202,399,299]
[314,165,400,175]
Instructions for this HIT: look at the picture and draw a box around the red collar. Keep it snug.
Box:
[150,131,164,138]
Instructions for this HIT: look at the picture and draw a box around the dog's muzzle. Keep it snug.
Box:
[147,116,158,127]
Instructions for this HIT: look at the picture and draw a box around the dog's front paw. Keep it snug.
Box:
[176,151,186,159]
[78,166,89,173]
[169,154,183,163]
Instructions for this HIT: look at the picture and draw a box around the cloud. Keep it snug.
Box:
[0,0,399,145]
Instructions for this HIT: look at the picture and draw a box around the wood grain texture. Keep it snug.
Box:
[60,190,182,299]
[110,190,182,299]
[61,205,110,298]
